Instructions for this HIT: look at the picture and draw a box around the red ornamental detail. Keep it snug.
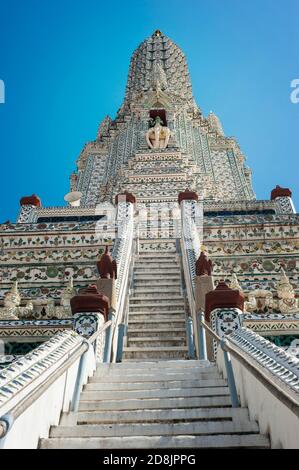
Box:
[20,194,42,207]
[271,185,292,200]
[205,281,244,322]
[97,246,117,279]
[178,189,199,204]
[70,284,109,320]
[196,251,213,276]
[115,191,136,205]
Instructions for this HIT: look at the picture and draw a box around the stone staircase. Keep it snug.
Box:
[40,360,270,449]
[123,250,188,361]
[39,246,270,449]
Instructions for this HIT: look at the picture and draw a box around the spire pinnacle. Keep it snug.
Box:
[153,29,162,37]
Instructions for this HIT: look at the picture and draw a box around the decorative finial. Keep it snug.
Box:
[97,246,117,279]
[195,251,213,276]
[153,30,162,37]
[230,273,242,291]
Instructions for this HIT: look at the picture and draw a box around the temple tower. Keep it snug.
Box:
[68,30,254,209]
[0,30,298,451]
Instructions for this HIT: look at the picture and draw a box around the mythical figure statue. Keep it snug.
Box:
[146,116,171,149]
[0,282,33,320]
[196,250,213,276]
[61,276,76,308]
[46,276,76,319]
[276,269,298,314]
[245,289,274,313]
[230,273,243,291]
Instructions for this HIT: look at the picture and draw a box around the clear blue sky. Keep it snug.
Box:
[0,0,298,221]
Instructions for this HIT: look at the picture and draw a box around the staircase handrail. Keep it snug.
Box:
[180,210,299,415]
[198,315,299,417]
[0,321,112,439]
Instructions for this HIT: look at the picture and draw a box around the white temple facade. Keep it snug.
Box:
[0,31,298,450]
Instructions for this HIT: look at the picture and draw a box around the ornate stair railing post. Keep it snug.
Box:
[103,310,115,363]
[186,316,196,359]
[116,323,127,362]
[197,311,208,360]
[220,338,240,408]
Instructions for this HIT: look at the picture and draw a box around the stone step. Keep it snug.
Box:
[128,328,186,337]
[135,260,179,267]
[129,317,185,324]
[134,265,178,271]
[134,280,181,286]
[131,293,183,300]
[130,297,184,304]
[129,303,184,311]
[123,352,188,362]
[133,283,181,289]
[49,420,259,439]
[84,378,227,391]
[94,360,214,373]
[137,253,177,259]
[74,406,250,424]
[122,354,188,361]
[135,264,179,270]
[134,274,181,280]
[134,269,179,275]
[129,312,184,319]
[132,288,182,295]
[92,371,221,383]
[129,309,185,314]
[81,387,229,401]
[78,395,232,411]
[128,337,186,347]
[128,316,185,323]
[128,314,185,322]
[40,434,269,449]
[127,319,187,329]
[123,348,188,360]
